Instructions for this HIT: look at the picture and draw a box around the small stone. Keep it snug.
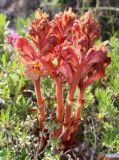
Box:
[0,98,5,109]
[0,0,8,8]
[60,153,71,160]
[99,153,119,160]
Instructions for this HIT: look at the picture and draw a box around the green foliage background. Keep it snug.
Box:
[0,4,119,159]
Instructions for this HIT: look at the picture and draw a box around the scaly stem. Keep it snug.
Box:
[61,69,106,143]
[64,63,83,126]
[34,79,46,128]
[71,69,104,133]
[71,87,85,133]
[62,63,84,142]
[56,78,63,123]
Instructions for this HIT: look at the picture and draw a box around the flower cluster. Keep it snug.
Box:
[7,31,18,46]
[16,9,111,144]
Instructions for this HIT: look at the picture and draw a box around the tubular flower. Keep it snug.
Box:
[51,8,76,43]
[53,42,79,83]
[82,45,111,78]
[72,22,89,55]
[24,59,47,80]
[16,37,47,80]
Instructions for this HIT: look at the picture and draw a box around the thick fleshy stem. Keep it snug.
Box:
[71,88,85,134]
[56,78,63,123]
[62,86,85,142]
[64,62,83,126]
[71,69,105,134]
[34,79,46,128]
[62,63,84,142]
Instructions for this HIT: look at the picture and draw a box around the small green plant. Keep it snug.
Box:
[0,13,6,42]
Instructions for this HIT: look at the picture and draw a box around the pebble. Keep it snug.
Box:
[0,0,8,8]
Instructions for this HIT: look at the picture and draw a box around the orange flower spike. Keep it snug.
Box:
[29,9,51,51]
[52,8,76,43]
[30,10,59,55]
[32,9,49,32]
[63,8,76,28]
[80,10,100,46]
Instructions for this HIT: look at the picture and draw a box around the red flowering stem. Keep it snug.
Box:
[61,69,83,142]
[72,69,105,134]
[56,78,63,123]
[34,79,46,128]
[71,87,85,134]
[64,62,83,126]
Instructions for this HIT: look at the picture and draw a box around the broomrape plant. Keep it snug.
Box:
[16,9,111,147]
